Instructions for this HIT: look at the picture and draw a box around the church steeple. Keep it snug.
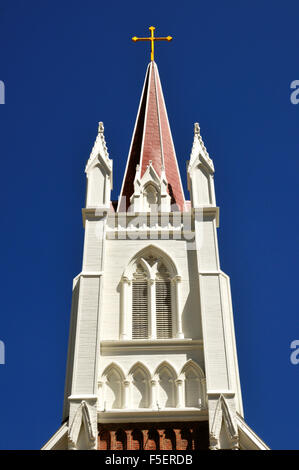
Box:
[42,28,269,452]
[118,61,185,211]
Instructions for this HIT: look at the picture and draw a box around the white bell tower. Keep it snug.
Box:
[42,58,268,451]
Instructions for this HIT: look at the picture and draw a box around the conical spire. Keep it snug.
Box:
[118,61,185,211]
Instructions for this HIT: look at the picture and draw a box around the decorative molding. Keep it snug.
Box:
[129,161,171,213]
[97,409,208,423]
[189,122,214,173]
[100,339,202,353]
[68,394,98,401]
[68,401,96,450]
[41,422,68,450]
[85,122,111,173]
[236,413,270,450]
[209,395,239,450]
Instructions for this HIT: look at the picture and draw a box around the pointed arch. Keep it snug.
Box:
[123,244,179,281]
[154,360,177,379]
[179,359,205,378]
[120,245,182,340]
[101,363,125,410]
[155,361,177,408]
[128,361,151,378]
[143,182,160,212]
[180,360,204,408]
[129,362,151,408]
[101,362,126,381]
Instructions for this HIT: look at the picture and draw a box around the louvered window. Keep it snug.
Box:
[156,280,172,338]
[132,263,148,339]
[132,281,148,339]
[130,258,175,340]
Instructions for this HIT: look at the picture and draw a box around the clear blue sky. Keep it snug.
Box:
[0,0,298,450]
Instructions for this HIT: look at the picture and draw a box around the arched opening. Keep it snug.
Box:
[181,360,204,408]
[156,362,176,408]
[98,429,110,450]
[102,364,124,409]
[164,428,176,450]
[143,184,159,211]
[131,429,143,450]
[180,427,193,450]
[147,429,159,450]
[123,246,181,340]
[115,429,127,450]
[129,363,150,408]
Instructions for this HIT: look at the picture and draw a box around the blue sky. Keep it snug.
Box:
[0,0,298,450]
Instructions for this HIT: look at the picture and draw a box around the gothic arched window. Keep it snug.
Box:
[131,258,172,339]
[129,363,150,408]
[180,360,205,409]
[143,184,159,212]
[156,362,176,408]
[102,364,124,410]
[120,247,184,341]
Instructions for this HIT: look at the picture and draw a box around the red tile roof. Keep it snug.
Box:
[118,62,185,211]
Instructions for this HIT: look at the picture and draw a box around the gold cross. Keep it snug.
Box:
[132,26,172,62]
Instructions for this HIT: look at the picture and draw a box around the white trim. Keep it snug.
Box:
[154,62,185,206]
[100,339,202,354]
[117,63,151,212]
[236,414,270,450]
[139,63,152,188]
[68,394,98,401]
[153,61,165,169]
[97,409,208,423]
[41,422,68,450]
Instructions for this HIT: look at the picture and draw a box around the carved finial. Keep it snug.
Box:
[194,122,200,134]
[98,121,104,133]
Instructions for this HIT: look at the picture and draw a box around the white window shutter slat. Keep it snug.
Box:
[156,280,172,339]
[132,281,148,339]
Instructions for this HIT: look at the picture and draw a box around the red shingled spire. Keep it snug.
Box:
[118,61,185,211]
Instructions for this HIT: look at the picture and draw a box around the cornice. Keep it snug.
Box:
[101,339,203,353]
[97,409,208,424]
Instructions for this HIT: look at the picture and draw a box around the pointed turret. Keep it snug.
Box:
[118,61,185,211]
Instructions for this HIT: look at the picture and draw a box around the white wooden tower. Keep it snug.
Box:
[43,29,268,451]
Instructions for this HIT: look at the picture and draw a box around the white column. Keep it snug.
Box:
[120,277,130,339]
[150,376,158,409]
[200,378,207,409]
[97,379,106,411]
[123,378,131,409]
[148,278,156,339]
[173,275,184,338]
[175,376,185,408]
[104,174,110,207]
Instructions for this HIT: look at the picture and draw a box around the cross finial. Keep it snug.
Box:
[132,26,172,62]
